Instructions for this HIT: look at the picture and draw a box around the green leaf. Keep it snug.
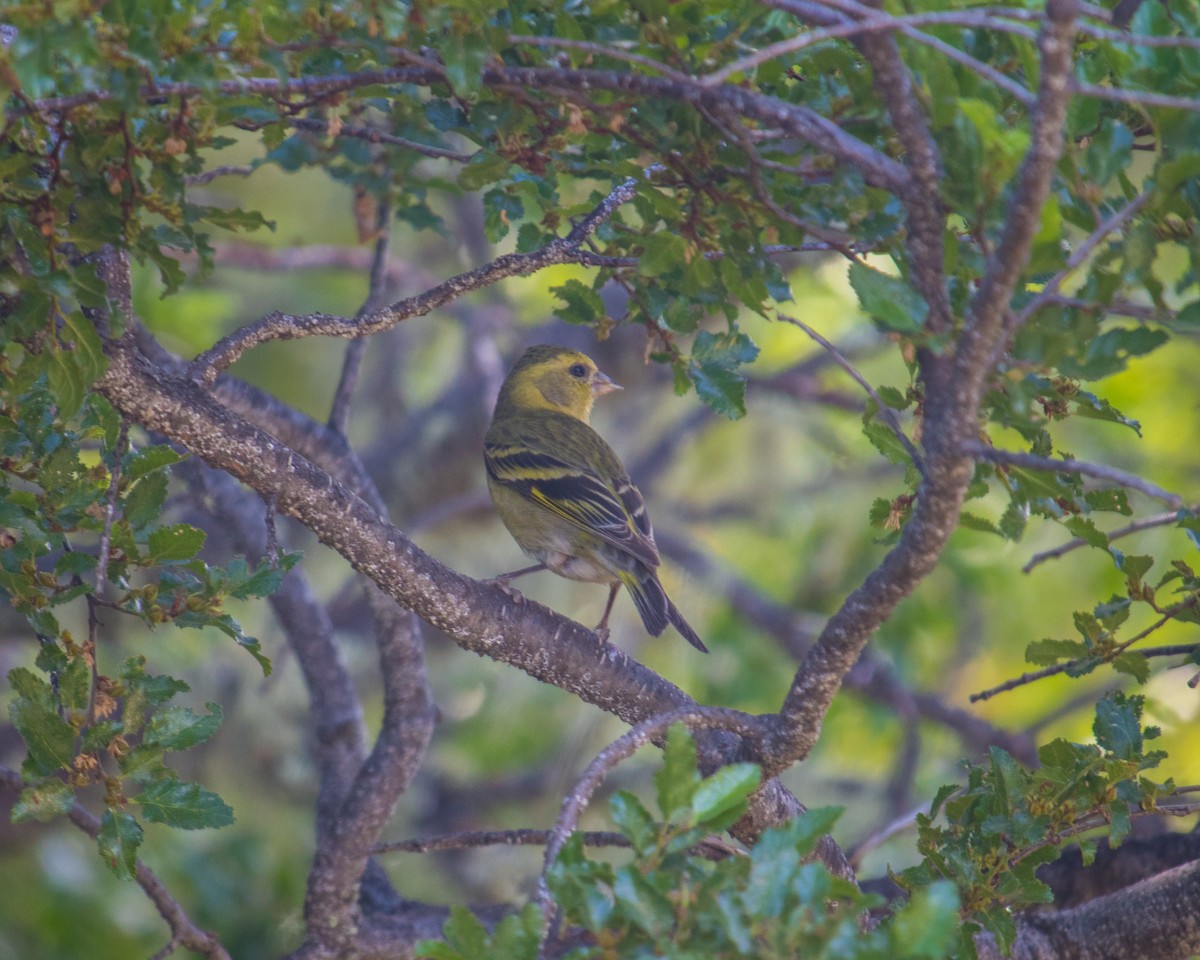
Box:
[1111,652,1151,683]
[46,343,87,420]
[1062,516,1108,550]
[691,763,760,824]
[638,231,689,277]
[97,809,143,880]
[959,512,1000,535]
[848,261,927,334]
[124,445,185,483]
[551,278,606,326]
[123,472,169,530]
[612,864,674,936]
[862,415,912,466]
[440,905,489,958]
[228,556,295,600]
[136,778,234,829]
[146,524,207,563]
[1025,638,1089,665]
[998,500,1028,541]
[688,329,760,420]
[59,655,91,712]
[1062,327,1169,380]
[610,790,657,853]
[9,672,76,776]
[655,722,700,818]
[1083,120,1133,186]
[144,703,222,751]
[546,832,615,932]
[690,359,748,419]
[889,881,961,956]
[1117,553,1153,581]
[1094,596,1131,629]
[12,779,76,822]
[1094,692,1143,761]
[439,29,491,100]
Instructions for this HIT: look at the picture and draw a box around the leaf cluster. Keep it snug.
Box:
[902,692,1168,956]
[422,725,961,960]
[1,375,297,877]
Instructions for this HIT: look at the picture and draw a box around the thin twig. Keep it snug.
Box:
[94,422,129,602]
[704,9,1037,90]
[536,707,763,953]
[1023,509,1186,573]
[970,600,1199,702]
[848,802,927,868]
[507,34,695,82]
[329,196,392,433]
[0,768,231,960]
[184,165,255,186]
[1072,81,1200,113]
[262,494,279,567]
[1039,295,1167,323]
[374,828,630,855]
[964,442,1183,509]
[1077,21,1200,47]
[188,169,656,384]
[283,116,473,163]
[781,313,925,476]
[1011,191,1151,331]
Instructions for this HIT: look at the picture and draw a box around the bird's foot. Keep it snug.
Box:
[592,623,611,642]
[484,577,523,601]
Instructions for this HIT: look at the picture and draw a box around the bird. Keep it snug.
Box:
[483,344,707,652]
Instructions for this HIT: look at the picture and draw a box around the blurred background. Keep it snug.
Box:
[2,136,1198,960]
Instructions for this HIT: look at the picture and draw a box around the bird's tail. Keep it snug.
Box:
[621,570,708,653]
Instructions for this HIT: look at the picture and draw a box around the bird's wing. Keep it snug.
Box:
[485,434,661,570]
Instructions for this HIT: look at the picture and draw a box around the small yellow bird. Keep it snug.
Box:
[484,344,707,652]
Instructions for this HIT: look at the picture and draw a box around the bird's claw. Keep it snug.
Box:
[485,577,523,601]
[593,625,611,642]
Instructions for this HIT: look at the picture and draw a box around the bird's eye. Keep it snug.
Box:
[568,363,588,378]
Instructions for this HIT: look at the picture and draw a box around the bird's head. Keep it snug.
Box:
[496,344,621,422]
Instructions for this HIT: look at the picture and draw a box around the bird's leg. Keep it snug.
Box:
[593,583,621,641]
[485,563,547,598]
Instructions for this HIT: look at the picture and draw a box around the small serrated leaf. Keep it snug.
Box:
[9,696,75,777]
[145,703,222,751]
[848,261,927,334]
[610,790,657,852]
[691,763,760,824]
[1094,692,1144,761]
[12,779,76,822]
[1111,652,1151,683]
[146,524,207,564]
[655,723,700,818]
[136,778,234,829]
[551,278,606,326]
[98,809,143,879]
[1025,638,1089,665]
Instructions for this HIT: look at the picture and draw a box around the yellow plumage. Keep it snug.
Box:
[484,344,707,652]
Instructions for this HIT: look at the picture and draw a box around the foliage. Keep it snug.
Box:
[1,375,296,877]
[901,692,1169,955]
[421,725,962,960]
[2,0,1200,957]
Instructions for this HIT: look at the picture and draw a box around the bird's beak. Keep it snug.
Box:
[590,370,622,397]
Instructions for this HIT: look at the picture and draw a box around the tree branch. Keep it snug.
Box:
[0,768,232,960]
[965,442,1184,508]
[97,332,828,867]
[766,0,1079,777]
[535,706,770,948]
[188,170,652,384]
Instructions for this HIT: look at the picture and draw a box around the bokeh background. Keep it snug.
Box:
[2,136,1198,959]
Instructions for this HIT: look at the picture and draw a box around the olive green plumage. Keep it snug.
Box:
[484,344,707,652]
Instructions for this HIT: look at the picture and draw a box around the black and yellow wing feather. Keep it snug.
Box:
[484,413,660,570]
